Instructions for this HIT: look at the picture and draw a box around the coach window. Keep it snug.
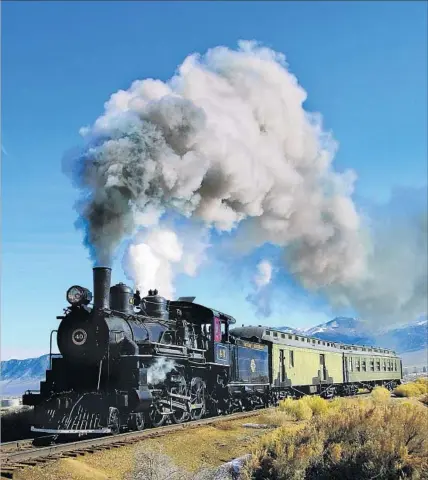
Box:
[355,359,360,371]
[383,361,386,371]
[370,359,374,371]
[289,350,294,368]
[376,360,381,371]
[266,331,271,336]
[281,333,285,339]
[349,358,353,372]
[288,335,293,340]
[362,360,367,371]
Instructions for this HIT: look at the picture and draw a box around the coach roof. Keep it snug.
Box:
[229,326,398,357]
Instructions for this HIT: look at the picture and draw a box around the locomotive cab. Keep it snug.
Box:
[168,299,235,365]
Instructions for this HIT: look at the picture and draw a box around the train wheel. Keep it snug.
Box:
[148,403,166,428]
[171,376,190,424]
[189,377,206,421]
[108,407,120,435]
[128,412,144,431]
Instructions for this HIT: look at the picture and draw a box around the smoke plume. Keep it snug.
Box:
[247,260,275,317]
[65,40,364,285]
[324,189,428,328]
[64,41,426,326]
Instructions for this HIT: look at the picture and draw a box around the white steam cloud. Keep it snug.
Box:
[254,260,273,289]
[66,40,364,285]
[147,357,176,385]
[247,260,275,317]
[64,41,426,326]
[122,225,208,299]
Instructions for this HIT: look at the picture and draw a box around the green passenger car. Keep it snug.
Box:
[230,326,402,398]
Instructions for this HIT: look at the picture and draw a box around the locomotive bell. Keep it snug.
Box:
[142,289,169,320]
[110,283,134,314]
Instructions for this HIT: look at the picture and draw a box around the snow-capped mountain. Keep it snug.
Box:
[1,354,50,380]
[302,317,373,345]
[279,316,427,354]
[0,354,49,397]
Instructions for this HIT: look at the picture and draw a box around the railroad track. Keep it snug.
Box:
[1,408,272,479]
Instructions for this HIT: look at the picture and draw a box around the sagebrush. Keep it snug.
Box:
[394,379,428,398]
[246,397,428,480]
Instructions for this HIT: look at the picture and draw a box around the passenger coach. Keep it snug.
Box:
[230,326,402,398]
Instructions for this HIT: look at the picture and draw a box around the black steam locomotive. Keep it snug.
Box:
[23,267,270,435]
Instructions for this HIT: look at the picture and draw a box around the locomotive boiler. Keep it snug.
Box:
[23,267,270,435]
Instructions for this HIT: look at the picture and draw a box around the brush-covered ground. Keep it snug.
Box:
[4,381,427,480]
[245,381,428,480]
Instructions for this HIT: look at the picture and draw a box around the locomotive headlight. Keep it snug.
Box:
[66,285,92,306]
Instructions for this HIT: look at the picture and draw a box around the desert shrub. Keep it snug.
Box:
[415,377,428,386]
[247,399,428,480]
[301,395,329,416]
[278,398,313,421]
[420,394,428,406]
[257,410,291,428]
[371,386,390,404]
[0,407,33,442]
[394,381,428,398]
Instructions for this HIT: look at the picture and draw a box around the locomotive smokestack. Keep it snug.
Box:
[93,267,112,310]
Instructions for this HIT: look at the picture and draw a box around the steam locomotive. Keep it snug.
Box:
[23,267,270,435]
[23,267,402,437]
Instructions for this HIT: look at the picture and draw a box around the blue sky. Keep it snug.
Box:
[2,1,427,359]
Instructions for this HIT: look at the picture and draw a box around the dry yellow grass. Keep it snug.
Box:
[9,413,274,480]
[246,397,428,480]
[140,416,270,473]
[394,379,428,398]
[12,445,137,480]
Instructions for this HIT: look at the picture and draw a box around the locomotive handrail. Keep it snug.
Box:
[49,330,59,370]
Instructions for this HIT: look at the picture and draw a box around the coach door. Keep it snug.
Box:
[320,354,326,381]
[279,349,286,384]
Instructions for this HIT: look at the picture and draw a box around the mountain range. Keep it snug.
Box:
[279,316,428,354]
[1,317,427,397]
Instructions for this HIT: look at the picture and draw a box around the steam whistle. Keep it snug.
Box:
[133,290,142,307]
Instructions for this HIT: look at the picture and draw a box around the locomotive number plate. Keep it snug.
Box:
[216,345,228,361]
[72,328,88,346]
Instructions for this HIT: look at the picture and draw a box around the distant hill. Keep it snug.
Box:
[1,317,426,396]
[1,354,50,380]
[0,354,50,397]
[279,316,427,355]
